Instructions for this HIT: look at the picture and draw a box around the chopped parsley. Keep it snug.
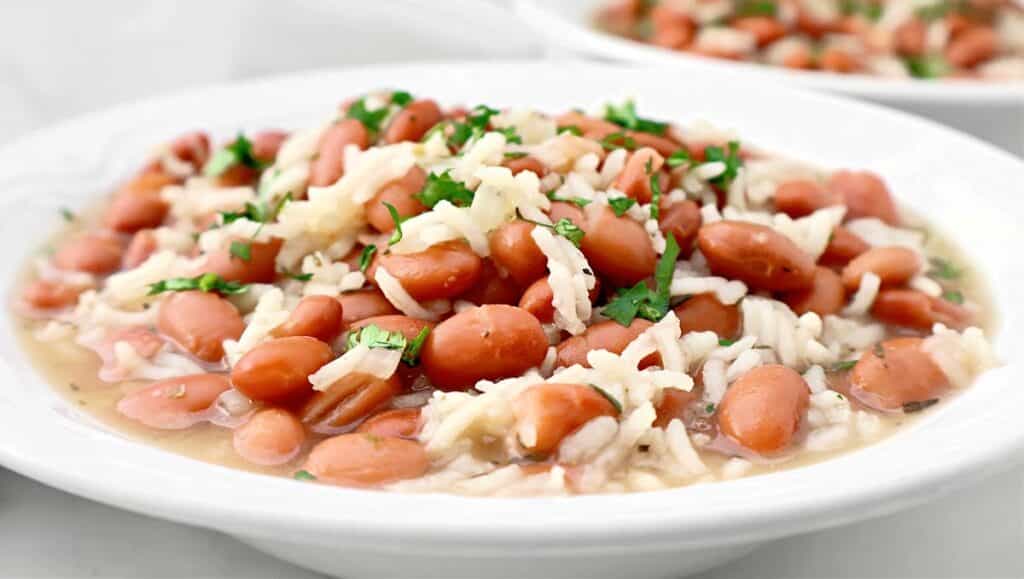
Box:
[832,359,858,372]
[906,55,950,79]
[736,0,777,16]
[359,244,377,273]
[705,403,716,414]
[589,384,623,414]
[347,323,431,366]
[229,240,252,262]
[203,134,267,177]
[516,209,585,247]
[602,234,681,326]
[416,170,475,208]
[446,104,501,148]
[285,271,313,282]
[841,0,884,20]
[390,90,413,107]
[603,100,667,135]
[346,98,391,135]
[384,202,404,246]
[220,193,291,225]
[649,172,663,220]
[704,141,743,189]
[608,196,637,217]
[915,1,950,20]
[666,149,692,169]
[558,125,583,136]
[59,207,75,222]
[903,398,939,413]
[503,151,529,160]
[547,191,592,208]
[599,131,638,151]
[293,470,317,481]
[718,338,736,347]
[147,273,248,296]
[943,289,964,304]
[497,126,523,144]
[929,257,961,279]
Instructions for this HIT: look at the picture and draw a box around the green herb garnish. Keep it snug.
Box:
[929,257,961,279]
[147,273,248,296]
[608,196,637,217]
[599,131,638,151]
[59,207,75,222]
[285,271,313,282]
[737,0,777,16]
[504,151,529,160]
[666,149,692,168]
[718,338,736,347]
[705,403,716,414]
[590,384,623,414]
[943,290,964,304]
[602,234,681,326]
[203,134,267,177]
[359,244,377,273]
[403,326,431,366]
[446,104,501,148]
[906,55,950,79]
[346,99,391,135]
[515,209,585,248]
[649,173,663,220]
[416,170,475,208]
[903,398,939,413]
[220,193,291,225]
[347,323,430,366]
[832,359,858,372]
[604,100,667,135]
[547,192,592,208]
[229,240,252,262]
[391,90,413,107]
[558,125,583,136]
[384,202,404,246]
[704,141,743,188]
[293,470,317,481]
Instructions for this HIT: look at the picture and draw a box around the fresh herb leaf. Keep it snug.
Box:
[718,338,736,347]
[285,271,313,282]
[416,170,475,208]
[558,125,583,136]
[346,99,391,134]
[832,359,858,372]
[553,219,585,247]
[347,324,407,351]
[608,196,637,217]
[589,384,623,414]
[603,100,667,135]
[229,240,252,262]
[203,134,267,177]
[703,141,743,188]
[147,273,248,296]
[503,151,529,160]
[666,149,692,168]
[59,207,75,222]
[737,0,777,16]
[220,193,291,226]
[943,289,964,304]
[547,191,592,208]
[650,233,680,313]
[602,282,651,326]
[384,202,404,246]
[906,54,949,79]
[446,104,502,148]
[929,257,961,279]
[359,244,377,273]
[402,326,431,366]
[903,398,939,413]
[705,403,716,414]
[916,1,949,20]
[497,127,523,144]
[649,173,663,220]
[603,234,680,326]
[293,470,317,481]
[599,131,637,151]
[391,90,413,107]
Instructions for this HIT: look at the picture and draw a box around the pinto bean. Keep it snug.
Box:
[489,221,547,286]
[841,246,922,291]
[717,365,809,454]
[613,147,665,204]
[22,279,84,310]
[894,18,927,56]
[338,289,399,329]
[774,180,839,218]
[673,293,740,337]
[355,408,421,439]
[168,131,211,171]
[651,5,695,49]
[820,226,869,267]
[231,336,333,403]
[827,170,899,225]
[782,266,846,316]
[503,155,548,177]
[781,44,815,69]
[273,295,344,342]
[421,305,548,390]
[459,259,523,306]
[300,373,402,430]
[116,373,230,429]
[308,119,370,187]
[105,189,169,233]
[375,240,482,301]
[52,234,123,275]
[849,337,949,411]
[871,289,972,330]
[556,319,653,368]
[518,276,600,324]
[581,204,658,286]
[364,166,427,234]
[697,221,815,291]
[548,200,585,227]
[654,387,699,428]
[350,315,432,341]
[303,433,429,486]
[819,47,862,73]
[513,383,618,454]
[122,230,158,269]
[384,99,444,144]
[194,237,282,284]
[251,130,289,163]
[945,27,998,68]
[732,16,787,47]
[233,408,306,466]
[658,199,701,255]
[157,291,244,362]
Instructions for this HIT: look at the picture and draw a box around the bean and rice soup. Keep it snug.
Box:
[14,92,999,495]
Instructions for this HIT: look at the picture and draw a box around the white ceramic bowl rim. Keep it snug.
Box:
[1,61,1023,551]
[515,0,1024,104]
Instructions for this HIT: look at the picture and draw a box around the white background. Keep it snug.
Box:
[1,1,1022,577]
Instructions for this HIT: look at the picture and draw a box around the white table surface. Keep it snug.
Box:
[1,2,1022,578]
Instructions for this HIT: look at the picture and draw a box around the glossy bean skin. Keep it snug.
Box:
[893,18,927,56]
[717,365,810,454]
[945,27,997,68]
[168,131,211,171]
[489,221,547,286]
[194,237,282,284]
[157,291,244,362]
[673,293,740,337]
[384,99,444,144]
[827,170,899,225]
[513,383,618,455]
[230,336,333,404]
[375,240,483,301]
[819,225,869,267]
[303,433,429,487]
[697,221,815,291]
[233,408,306,466]
[365,166,427,234]
[350,315,433,341]
[308,119,370,187]
[251,130,289,163]
[871,289,972,330]
[355,407,421,439]
[273,295,344,342]
[52,234,123,275]
[612,147,664,204]
[581,204,657,286]
[123,230,158,269]
[548,200,585,227]
[117,373,230,430]
[819,47,862,73]
[556,319,653,368]
[658,198,701,245]
[503,155,548,177]
[841,246,921,291]
[301,373,402,430]
[653,387,699,428]
[338,289,399,329]
[651,4,695,49]
[421,305,548,391]
[774,180,839,218]
[21,279,84,310]
[849,337,949,411]
[105,188,170,233]
[458,260,523,306]
[518,276,600,324]
[781,266,846,316]
[732,16,787,46]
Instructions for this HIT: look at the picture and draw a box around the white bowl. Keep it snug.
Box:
[514,0,1024,155]
[1,61,1022,579]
